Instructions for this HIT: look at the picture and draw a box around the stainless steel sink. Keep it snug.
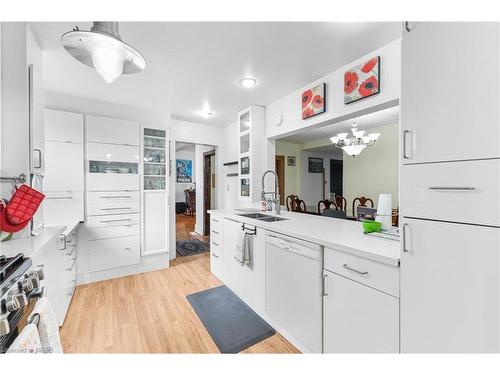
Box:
[237,213,289,222]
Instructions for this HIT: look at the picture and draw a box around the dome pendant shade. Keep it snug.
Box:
[61,22,146,83]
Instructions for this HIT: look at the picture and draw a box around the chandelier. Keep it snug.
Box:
[329,123,380,157]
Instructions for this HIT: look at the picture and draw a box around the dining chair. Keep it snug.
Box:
[322,208,347,219]
[286,194,298,211]
[352,196,374,218]
[317,199,337,214]
[333,194,347,212]
[392,207,399,227]
[291,197,307,213]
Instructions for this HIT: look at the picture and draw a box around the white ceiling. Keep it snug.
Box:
[29,22,402,127]
[278,105,400,144]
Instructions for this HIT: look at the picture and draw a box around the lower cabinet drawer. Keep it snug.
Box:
[88,236,140,272]
[89,191,140,204]
[210,238,222,255]
[87,213,140,228]
[324,247,400,297]
[87,223,140,240]
[88,201,140,216]
[88,173,140,191]
[210,216,222,233]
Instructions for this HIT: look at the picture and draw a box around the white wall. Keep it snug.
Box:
[194,144,215,235]
[175,148,195,202]
[220,121,239,210]
[343,123,399,214]
[265,39,401,140]
[45,91,169,128]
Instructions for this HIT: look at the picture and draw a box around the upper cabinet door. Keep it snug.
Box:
[87,115,140,146]
[45,109,84,144]
[402,22,500,164]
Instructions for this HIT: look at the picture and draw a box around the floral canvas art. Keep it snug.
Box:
[344,56,380,104]
[302,83,326,119]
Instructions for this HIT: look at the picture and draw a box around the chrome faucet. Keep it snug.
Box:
[261,170,281,215]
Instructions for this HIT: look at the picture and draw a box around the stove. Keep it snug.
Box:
[0,253,45,352]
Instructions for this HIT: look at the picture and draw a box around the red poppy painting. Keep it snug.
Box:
[302,83,326,119]
[344,56,380,104]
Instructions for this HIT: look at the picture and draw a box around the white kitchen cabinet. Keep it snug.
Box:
[238,105,265,201]
[45,109,84,143]
[29,64,45,174]
[400,218,500,352]
[87,142,140,163]
[44,191,84,226]
[401,159,500,227]
[401,22,500,163]
[222,218,266,314]
[323,270,399,353]
[86,115,140,146]
[142,191,168,255]
[209,215,224,280]
[44,141,84,192]
[88,173,140,191]
[88,235,141,272]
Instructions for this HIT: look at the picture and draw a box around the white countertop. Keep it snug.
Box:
[208,209,401,267]
[0,225,66,258]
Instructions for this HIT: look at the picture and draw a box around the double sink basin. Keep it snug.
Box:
[237,212,289,222]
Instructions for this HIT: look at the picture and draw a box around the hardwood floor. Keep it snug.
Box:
[60,253,299,354]
[176,213,209,243]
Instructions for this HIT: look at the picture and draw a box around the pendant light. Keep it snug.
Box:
[61,22,146,84]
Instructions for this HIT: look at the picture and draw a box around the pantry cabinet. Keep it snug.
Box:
[400,218,500,353]
[401,22,500,164]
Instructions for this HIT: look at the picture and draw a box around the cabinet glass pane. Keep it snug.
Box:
[240,178,250,197]
[144,163,166,176]
[240,134,250,154]
[144,136,166,149]
[144,148,165,163]
[144,176,166,190]
[89,160,138,174]
[144,128,166,138]
[240,111,250,132]
[241,157,250,175]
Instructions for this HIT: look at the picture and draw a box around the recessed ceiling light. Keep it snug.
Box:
[239,77,257,89]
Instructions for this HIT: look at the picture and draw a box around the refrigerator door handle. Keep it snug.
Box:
[402,223,410,253]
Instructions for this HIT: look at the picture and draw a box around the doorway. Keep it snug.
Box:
[174,141,216,258]
[330,159,343,197]
[275,155,285,205]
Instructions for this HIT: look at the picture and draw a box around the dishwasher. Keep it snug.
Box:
[265,231,323,353]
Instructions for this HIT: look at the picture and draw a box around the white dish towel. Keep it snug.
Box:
[6,323,41,354]
[233,230,250,266]
[28,297,63,353]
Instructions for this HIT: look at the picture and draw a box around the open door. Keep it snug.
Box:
[275,155,285,205]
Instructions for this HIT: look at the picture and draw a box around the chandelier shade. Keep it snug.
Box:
[330,123,380,157]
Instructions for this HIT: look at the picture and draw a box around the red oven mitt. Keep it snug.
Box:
[0,185,45,233]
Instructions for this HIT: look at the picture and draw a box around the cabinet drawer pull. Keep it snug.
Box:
[47,196,73,200]
[100,207,132,211]
[403,129,412,159]
[212,219,219,223]
[100,218,132,223]
[59,234,67,250]
[428,186,476,191]
[212,253,219,259]
[101,195,132,199]
[124,247,133,251]
[212,230,219,234]
[342,264,368,276]
[211,241,220,247]
[66,246,76,257]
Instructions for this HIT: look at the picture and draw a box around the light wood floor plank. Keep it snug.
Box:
[60,253,299,354]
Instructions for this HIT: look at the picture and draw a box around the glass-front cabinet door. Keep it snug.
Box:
[238,108,252,199]
[143,128,166,190]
